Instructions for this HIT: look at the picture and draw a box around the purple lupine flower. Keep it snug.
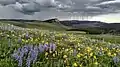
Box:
[18,49,25,66]
[12,44,56,67]
[18,57,23,67]
[38,45,44,53]
[12,53,22,66]
[33,46,38,64]
[43,44,49,51]
[26,49,33,67]
[113,56,120,64]
[12,48,21,60]
[12,51,20,61]
[27,45,33,51]
[18,48,21,53]
[17,47,25,58]
[26,56,32,67]
[34,46,38,51]
[12,47,25,67]
[29,49,38,63]
[25,32,30,39]
[49,43,56,51]
[22,45,29,53]
[26,45,38,67]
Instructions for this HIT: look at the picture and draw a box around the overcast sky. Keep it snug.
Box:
[0,0,120,23]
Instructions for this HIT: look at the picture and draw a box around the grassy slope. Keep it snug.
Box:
[0,21,69,31]
[85,34,120,44]
[0,21,86,34]
[1,21,120,44]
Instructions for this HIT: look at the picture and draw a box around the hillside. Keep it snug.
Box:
[1,20,120,67]
[0,18,120,34]
[60,20,120,34]
[0,19,69,31]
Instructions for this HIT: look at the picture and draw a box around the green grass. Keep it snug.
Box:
[85,34,120,44]
[0,21,120,44]
[0,21,70,31]
[1,22,120,67]
[1,21,120,44]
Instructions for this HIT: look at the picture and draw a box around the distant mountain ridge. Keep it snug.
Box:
[43,18,120,34]
[0,19,41,22]
[0,18,120,34]
[61,20,120,29]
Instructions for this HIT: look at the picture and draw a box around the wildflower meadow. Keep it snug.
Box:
[0,23,120,67]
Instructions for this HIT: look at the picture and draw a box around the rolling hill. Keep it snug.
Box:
[0,18,120,34]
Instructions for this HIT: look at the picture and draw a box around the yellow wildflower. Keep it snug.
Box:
[65,49,69,52]
[112,53,117,56]
[12,34,15,36]
[113,48,115,50]
[55,51,57,55]
[42,41,44,43]
[46,57,48,60]
[77,54,80,58]
[35,39,38,42]
[63,55,67,58]
[79,64,82,67]
[86,47,92,52]
[31,38,33,42]
[78,48,80,50]
[73,63,78,67]
[107,52,111,56]
[7,35,9,37]
[26,40,29,42]
[45,42,48,44]
[94,56,97,59]
[22,39,24,42]
[94,62,98,65]
[90,53,93,57]
[50,51,53,53]
[53,54,55,57]
[45,52,48,56]
[70,49,73,53]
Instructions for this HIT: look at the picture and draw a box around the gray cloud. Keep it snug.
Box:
[94,0,120,13]
[0,5,24,19]
[13,0,72,14]
[55,0,120,16]
[13,2,41,15]
[16,0,32,4]
[0,0,120,19]
[0,0,16,5]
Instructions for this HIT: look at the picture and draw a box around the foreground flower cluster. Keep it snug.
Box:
[0,23,120,67]
[12,44,56,67]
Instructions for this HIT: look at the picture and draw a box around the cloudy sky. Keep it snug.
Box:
[0,0,120,23]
